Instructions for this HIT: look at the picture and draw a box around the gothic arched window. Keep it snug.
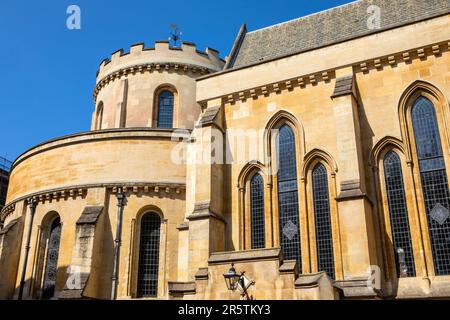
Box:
[250,173,265,249]
[383,151,416,277]
[137,212,161,298]
[42,217,62,300]
[277,125,302,271]
[312,163,335,279]
[157,91,174,128]
[412,96,450,276]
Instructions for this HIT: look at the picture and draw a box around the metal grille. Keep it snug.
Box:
[412,97,450,276]
[157,91,174,128]
[42,217,61,300]
[137,213,161,298]
[383,151,416,277]
[277,125,302,271]
[312,163,335,279]
[250,174,265,249]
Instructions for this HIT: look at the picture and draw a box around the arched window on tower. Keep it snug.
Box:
[137,212,161,298]
[157,91,174,128]
[383,151,416,277]
[312,163,335,279]
[411,96,450,276]
[277,124,302,271]
[42,217,62,300]
[250,173,265,249]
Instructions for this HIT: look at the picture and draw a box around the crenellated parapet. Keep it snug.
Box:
[94,41,224,99]
[92,41,225,130]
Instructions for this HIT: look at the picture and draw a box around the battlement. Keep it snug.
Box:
[97,41,225,81]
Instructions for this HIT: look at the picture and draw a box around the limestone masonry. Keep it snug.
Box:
[1,0,450,300]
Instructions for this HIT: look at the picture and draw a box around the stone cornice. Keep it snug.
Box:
[200,40,450,106]
[94,62,213,102]
[0,181,186,221]
[208,247,282,265]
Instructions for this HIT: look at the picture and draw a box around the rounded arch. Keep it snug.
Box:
[41,211,61,229]
[95,101,104,130]
[153,84,178,128]
[398,80,450,163]
[369,136,406,168]
[302,148,338,180]
[135,205,164,224]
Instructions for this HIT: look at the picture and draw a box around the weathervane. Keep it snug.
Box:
[169,24,182,47]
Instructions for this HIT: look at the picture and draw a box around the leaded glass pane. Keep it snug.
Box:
[157,91,174,128]
[250,174,265,249]
[412,97,450,276]
[137,213,161,297]
[42,217,61,300]
[312,163,335,279]
[277,125,302,271]
[383,151,416,277]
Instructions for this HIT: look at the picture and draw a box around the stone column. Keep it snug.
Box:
[18,199,37,300]
[331,68,380,298]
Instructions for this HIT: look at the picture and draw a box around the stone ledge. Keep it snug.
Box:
[177,222,189,231]
[76,206,103,225]
[331,75,354,98]
[0,218,20,235]
[58,273,90,300]
[295,272,331,288]
[195,268,209,281]
[168,282,196,294]
[208,248,282,265]
[196,106,221,127]
[334,278,381,298]
[279,260,298,275]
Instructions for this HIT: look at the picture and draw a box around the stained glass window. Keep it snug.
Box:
[137,213,161,297]
[412,96,450,276]
[277,125,302,271]
[42,217,61,300]
[157,91,174,128]
[312,163,335,279]
[383,151,416,277]
[250,174,265,249]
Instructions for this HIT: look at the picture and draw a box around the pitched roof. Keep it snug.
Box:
[229,0,450,69]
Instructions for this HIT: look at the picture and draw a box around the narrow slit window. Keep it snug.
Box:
[312,163,335,279]
[137,213,161,298]
[277,125,302,271]
[250,174,265,249]
[383,151,416,277]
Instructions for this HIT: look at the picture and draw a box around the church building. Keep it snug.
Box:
[0,0,450,300]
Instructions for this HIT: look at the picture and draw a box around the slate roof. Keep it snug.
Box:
[229,0,450,69]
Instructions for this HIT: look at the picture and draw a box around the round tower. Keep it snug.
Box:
[92,41,225,130]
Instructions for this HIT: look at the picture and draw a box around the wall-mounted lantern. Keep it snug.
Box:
[223,263,255,300]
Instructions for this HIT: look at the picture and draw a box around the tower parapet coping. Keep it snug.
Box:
[96,41,225,81]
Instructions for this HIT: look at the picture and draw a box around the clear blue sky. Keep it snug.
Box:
[0,0,353,161]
